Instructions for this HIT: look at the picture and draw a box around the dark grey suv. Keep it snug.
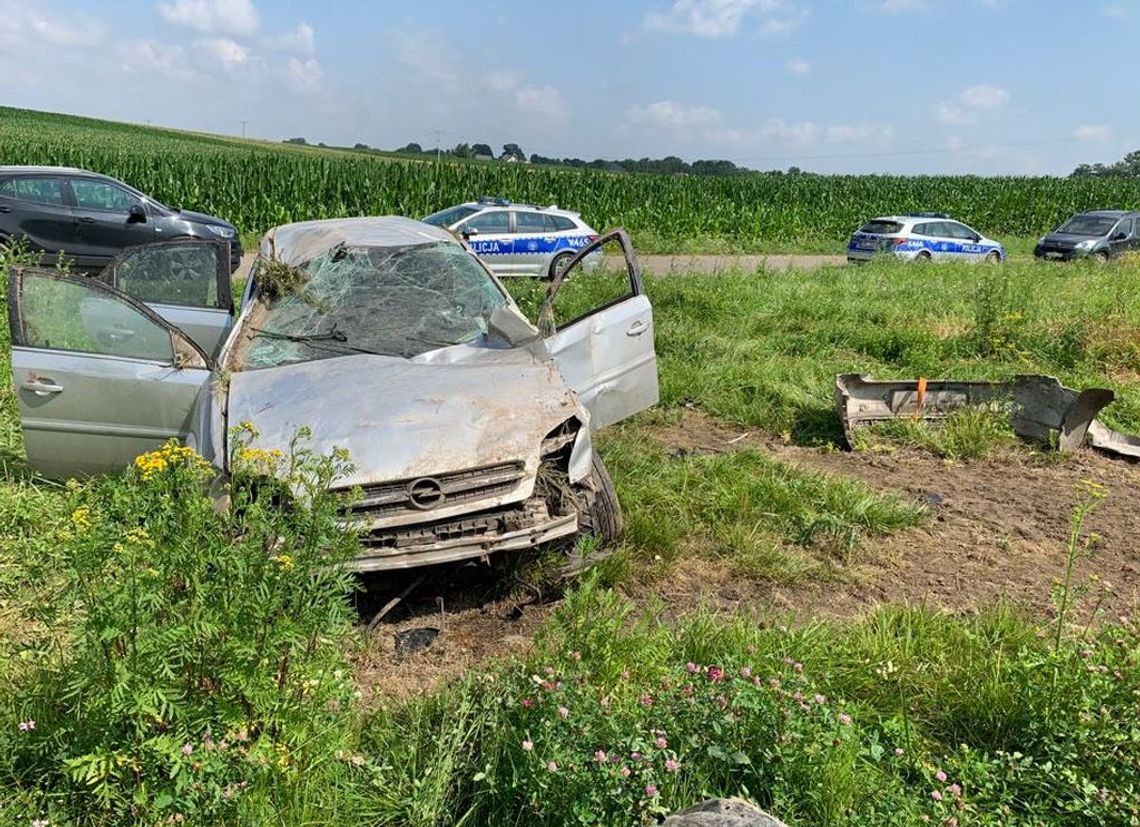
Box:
[0,166,241,272]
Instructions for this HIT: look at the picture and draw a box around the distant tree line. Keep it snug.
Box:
[286,135,809,177]
[1073,150,1140,178]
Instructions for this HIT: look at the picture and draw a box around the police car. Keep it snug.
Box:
[423,197,600,278]
[847,213,1005,264]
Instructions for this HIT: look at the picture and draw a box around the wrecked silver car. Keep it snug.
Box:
[6,218,660,571]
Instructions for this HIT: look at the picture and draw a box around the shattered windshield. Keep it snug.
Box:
[241,242,510,368]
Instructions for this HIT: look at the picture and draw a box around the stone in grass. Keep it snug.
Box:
[663,798,789,827]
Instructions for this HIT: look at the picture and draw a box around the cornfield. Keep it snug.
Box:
[5,106,1140,247]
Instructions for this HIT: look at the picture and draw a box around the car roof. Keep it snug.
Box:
[0,165,103,177]
[260,216,460,266]
[1073,209,1135,218]
[463,200,580,218]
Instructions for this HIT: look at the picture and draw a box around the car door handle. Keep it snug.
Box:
[77,216,96,224]
[20,380,64,395]
[0,205,11,213]
[626,319,650,337]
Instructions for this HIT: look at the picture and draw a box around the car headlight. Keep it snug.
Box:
[1037,237,1046,245]
[1075,239,1097,251]
[206,225,236,240]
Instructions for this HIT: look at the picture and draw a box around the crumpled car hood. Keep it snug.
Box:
[226,345,580,487]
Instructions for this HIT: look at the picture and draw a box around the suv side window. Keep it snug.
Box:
[0,177,65,206]
[946,223,976,240]
[513,211,546,233]
[545,215,576,232]
[461,210,509,233]
[1114,219,1133,238]
[912,223,931,236]
[69,179,142,212]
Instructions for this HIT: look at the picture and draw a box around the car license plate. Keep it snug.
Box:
[858,241,877,251]
[1045,252,1063,260]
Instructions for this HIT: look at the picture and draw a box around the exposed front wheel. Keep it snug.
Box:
[548,251,574,281]
[984,250,1002,263]
[1092,251,1109,264]
[557,454,624,576]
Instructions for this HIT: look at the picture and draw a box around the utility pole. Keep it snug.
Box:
[240,119,248,138]
[431,128,444,162]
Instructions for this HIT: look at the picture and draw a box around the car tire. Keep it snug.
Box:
[1092,251,1109,264]
[576,453,623,543]
[984,250,1002,263]
[914,251,932,263]
[548,251,575,281]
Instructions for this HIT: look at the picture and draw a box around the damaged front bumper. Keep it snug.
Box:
[347,507,579,572]
[835,373,1140,460]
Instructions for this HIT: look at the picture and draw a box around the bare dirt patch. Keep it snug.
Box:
[352,409,1140,701]
[646,408,1140,621]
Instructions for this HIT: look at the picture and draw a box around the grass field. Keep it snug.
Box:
[5,105,1140,254]
[2,249,1139,824]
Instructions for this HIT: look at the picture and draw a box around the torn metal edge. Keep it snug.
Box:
[835,373,1140,461]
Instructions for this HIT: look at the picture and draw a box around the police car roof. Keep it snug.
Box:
[873,215,956,223]
[465,200,579,217]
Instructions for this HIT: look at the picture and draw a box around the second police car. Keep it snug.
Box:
[847,213,1005,264]
[423,197,600,279]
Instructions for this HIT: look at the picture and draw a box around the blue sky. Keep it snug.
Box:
[0,0,1136,174]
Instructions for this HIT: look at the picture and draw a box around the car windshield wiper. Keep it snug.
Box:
[250,325,348,344]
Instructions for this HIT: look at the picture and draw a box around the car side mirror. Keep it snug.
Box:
[461,227,478,239]
[127,204,147,223]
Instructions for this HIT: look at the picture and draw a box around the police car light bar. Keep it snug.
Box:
[477,196,511,207]
[907,211,952,219]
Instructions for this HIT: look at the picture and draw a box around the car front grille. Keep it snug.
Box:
[360,497,553,550]
[343,461,527,519]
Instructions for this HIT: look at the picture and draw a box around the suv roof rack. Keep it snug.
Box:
[906,211,952,219]
[477,196,511,207]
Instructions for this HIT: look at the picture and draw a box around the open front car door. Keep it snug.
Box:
[7,267,213,478]
[538,229,659,430]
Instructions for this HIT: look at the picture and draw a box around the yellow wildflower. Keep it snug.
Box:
[70,507,91,529]
[126,527,154,547]
[271,554,295,571]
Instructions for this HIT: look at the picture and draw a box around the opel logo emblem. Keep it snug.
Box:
[408,477,445,510]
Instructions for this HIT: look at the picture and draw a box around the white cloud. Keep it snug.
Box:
[285,57,323,93]
[643,0,800,38]
[1074,124,1113,142]
[786,58,812,75]
[118,38,194,81]
[0,1,105,47]
[394,30,461,86]
[826,122,896,143]
[934,83,1009,125]
[515,85,570,122]
[156,0,260,36]
[195,37,249,72]
[873,0,929,12]
[626,100,723,129]
[1104,4,1128,17]
[761,117,818,146]
[264,22,314,56]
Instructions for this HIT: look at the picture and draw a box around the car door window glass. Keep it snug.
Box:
[18,272,174,362]
[913,223,931,236]
[461,211,509,233]
[70,180,141,212]
[546,215,576,232]
[1113,219,1132,238]
[513,211,546,233]
[945,223,973,240]
[0,177,65,206]
[106,242,224,308]
[537,234,637,333]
